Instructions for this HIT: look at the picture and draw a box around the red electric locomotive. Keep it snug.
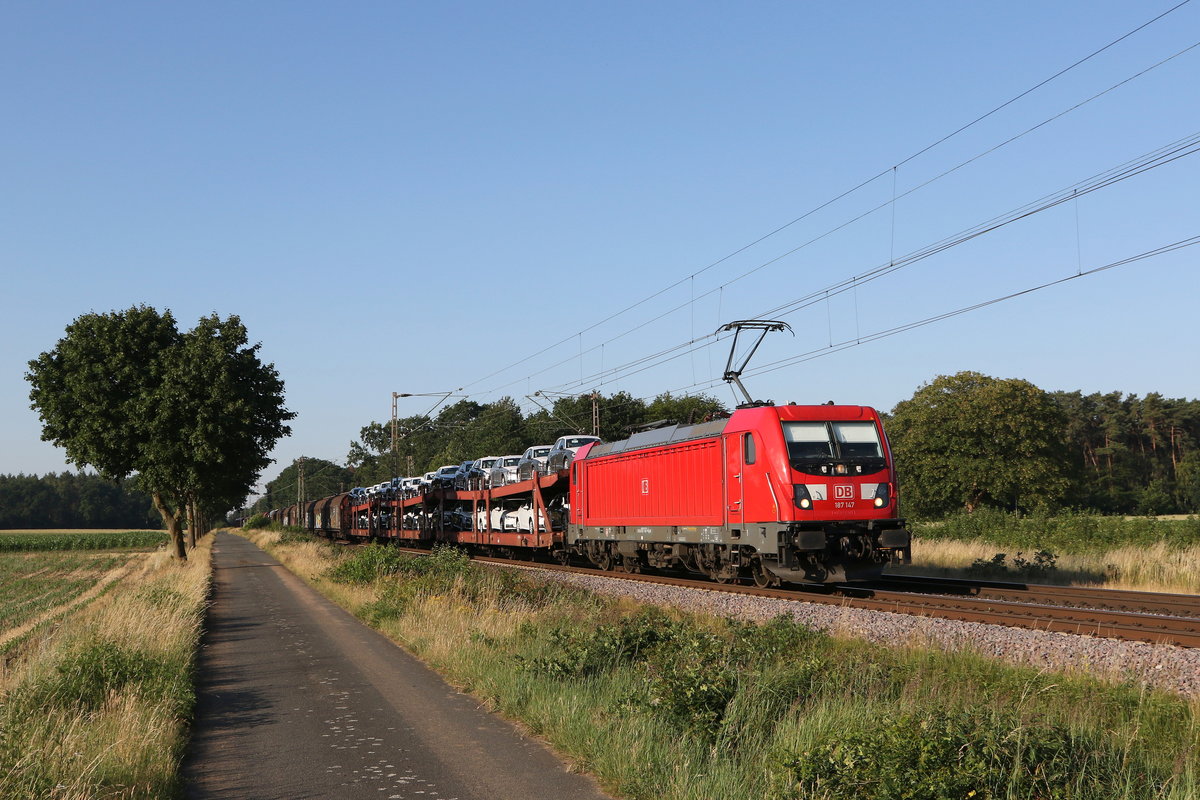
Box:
[567,404,910,584]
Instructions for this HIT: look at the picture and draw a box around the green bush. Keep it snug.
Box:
[241,513,271,530]
[521,606,680,678]
[277,526,317,544]
[646,617,827,735]
[777,707,1160,799]
[915,509,1200,554]
[967,549,1058,579]
[644,625,737,731]
[9,639,189,717]
[325,542,414,584]
[521,612,828,738]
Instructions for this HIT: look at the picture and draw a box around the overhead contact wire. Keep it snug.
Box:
[456,2,1192,399]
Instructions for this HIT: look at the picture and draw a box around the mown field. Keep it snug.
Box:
[0,551,131,641]
[244,526,1200,800]
[0,530,210,799]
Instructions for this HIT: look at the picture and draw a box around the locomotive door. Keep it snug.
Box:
[724,433,744,528]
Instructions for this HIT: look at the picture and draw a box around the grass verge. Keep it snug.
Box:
[0,535,212,799]
[243,528,1200,800]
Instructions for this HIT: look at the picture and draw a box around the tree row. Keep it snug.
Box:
[255,373,1200,519]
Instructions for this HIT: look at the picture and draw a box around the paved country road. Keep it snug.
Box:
[184,532,613,800]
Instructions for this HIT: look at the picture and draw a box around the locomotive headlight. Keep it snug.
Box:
[794,484,813,510]
[873,483,890,508]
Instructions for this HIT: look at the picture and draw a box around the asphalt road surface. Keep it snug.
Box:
[184,532,612,800]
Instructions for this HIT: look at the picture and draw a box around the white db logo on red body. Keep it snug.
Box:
[834,485,854,500]
[641,479,649,495]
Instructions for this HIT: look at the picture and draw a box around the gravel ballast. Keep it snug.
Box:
[501,564,1200,698]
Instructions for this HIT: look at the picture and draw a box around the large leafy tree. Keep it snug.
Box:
[27,306,294,558]
[254,456,354,514]
[344,391,731,487]
[646,392,728,426]
[433,398,526,465]
[887,371,1071,517]
[347,398,530,482]
[525,390,661,442]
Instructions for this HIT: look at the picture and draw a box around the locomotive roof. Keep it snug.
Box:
[584,417,730,458]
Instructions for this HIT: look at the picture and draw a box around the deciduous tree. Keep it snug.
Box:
[887,371,1071,517]
[27,306,293,557]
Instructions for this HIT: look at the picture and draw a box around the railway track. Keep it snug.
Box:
[458,554,1200,649]
[863,574,1200,618]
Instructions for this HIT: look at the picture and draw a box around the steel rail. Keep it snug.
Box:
[865,574,1200,618]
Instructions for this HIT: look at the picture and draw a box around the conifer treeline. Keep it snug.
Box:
[1051,390,1200,514]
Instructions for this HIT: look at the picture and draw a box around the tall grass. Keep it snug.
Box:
[0,536,212,799]
[250,533,1200,800]
[897,536,1200,592]
[902,510,1200,591]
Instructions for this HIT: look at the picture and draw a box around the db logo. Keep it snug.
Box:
[834,485,854,500]
[641,479,650,495]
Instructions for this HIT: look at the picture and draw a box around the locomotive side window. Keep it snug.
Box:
[743,432,756,464]
[781,422,835,460]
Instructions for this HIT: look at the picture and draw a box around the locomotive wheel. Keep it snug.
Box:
[594,551,614,571]
[712,565,736,584]
[751,557,779,588]
[617,554,640,574]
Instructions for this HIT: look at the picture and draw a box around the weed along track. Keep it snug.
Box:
[380,546,1200,650]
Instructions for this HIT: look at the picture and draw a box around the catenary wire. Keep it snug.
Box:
[455,3,1193,399]
[480,40,1200,402]
[533,132,1200,397]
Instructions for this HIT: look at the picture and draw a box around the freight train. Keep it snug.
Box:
[269,403,911,584]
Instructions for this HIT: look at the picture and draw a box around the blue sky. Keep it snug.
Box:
[3,1,1197,494]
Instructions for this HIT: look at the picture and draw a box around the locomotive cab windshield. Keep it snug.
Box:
[782,420,886,476]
